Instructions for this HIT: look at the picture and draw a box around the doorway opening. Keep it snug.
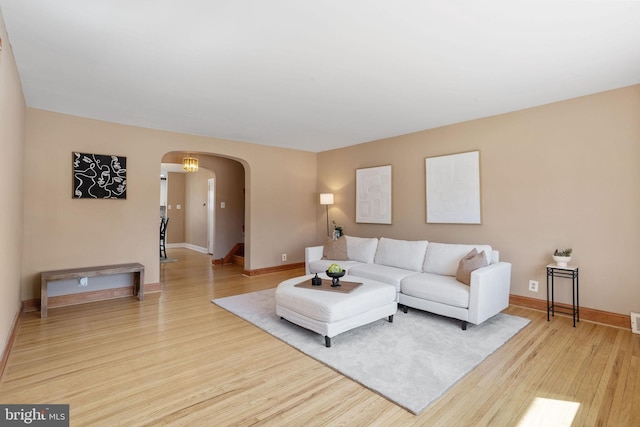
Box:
[160,152,246,267]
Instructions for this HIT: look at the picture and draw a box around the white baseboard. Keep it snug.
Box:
[631,312,640,334]
[166,243,210,254]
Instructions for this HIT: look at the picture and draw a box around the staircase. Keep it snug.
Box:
[213,243,244,266]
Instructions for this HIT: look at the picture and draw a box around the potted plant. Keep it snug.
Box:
[553,248,573,267]
[332,221,343,240]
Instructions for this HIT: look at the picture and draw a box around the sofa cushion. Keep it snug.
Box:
[345,235,379,263]
[455,248,488,285]
[308,259,364,274]
[373,237,429,272]
[349,264,420,293]
[423,243,492,276]
[401,273,470,308]
[322,236,348,260]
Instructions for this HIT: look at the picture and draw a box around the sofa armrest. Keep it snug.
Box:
[468,262,512,325]
[305,246,324,274]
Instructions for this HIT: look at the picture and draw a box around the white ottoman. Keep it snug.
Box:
[275,274,397,347]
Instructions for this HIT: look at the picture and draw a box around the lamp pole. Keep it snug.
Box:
[320,193,334,238]
[325,204,330,237]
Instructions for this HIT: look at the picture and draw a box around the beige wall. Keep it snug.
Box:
[185,168,212,250]
[21,108,318,300]
[21,87,639,314]
[198,156,246,257]
[318,85,640,316]
[0,10,26,353]
[166,172,186,244]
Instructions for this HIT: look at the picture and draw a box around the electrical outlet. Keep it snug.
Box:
[528,280,538,292]
[79,277,88,287]
[281,253,287,262]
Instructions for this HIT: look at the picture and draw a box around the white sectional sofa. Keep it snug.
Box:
[305,236,512,330]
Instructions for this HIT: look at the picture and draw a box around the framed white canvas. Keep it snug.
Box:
[356,165,392,224]
[426,151,481,224]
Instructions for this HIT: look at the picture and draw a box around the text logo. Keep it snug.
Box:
[1,405,69,426]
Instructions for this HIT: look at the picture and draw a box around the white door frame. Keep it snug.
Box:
[207,178,215,254]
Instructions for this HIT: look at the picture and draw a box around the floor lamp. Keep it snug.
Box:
[320,193,334,237]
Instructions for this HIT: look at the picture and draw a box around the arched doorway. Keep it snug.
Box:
[160,152,246,265]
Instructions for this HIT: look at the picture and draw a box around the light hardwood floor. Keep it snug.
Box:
[2,248,639,426]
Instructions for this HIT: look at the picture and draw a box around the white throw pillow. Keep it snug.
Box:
[423,243,492,276]
[374,237,429,271]
[345,236,379,263]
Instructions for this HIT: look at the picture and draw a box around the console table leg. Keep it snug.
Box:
[41,277,48,318]
[572,280,576,327]
[546,269,550,322]
[137,269,145,301]
[576,271,580,323]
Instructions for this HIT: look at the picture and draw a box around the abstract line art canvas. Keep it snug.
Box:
[73,152,127,199]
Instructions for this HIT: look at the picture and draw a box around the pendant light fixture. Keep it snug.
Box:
[182,155,198,172]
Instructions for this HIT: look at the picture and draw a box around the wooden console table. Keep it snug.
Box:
[40,263,145,318]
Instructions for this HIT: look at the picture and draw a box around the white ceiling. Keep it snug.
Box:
[2,1,639,153]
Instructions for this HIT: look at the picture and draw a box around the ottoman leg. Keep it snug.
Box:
[388,315,394,323]
[325,336,332,347]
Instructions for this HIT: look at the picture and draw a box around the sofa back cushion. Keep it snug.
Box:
[374,237,429,271]
[423,242,493,276]
[345,236,379,263]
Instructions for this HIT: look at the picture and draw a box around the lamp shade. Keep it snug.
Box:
[320,193,334,205]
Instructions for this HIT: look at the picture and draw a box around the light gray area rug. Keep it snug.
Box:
[212,289,530,414]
